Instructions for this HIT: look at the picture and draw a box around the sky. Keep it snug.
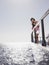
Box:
[0,0,49,42]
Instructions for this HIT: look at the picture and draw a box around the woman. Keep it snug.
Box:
[30,18,39,43]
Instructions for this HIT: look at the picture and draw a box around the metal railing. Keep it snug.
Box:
[31,9,49,46]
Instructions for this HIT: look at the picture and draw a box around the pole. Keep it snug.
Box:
[34,30,37,43]
[31,32,34,42]
[41,19,46,46]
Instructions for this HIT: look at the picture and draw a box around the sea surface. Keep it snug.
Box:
[0,42,49,65]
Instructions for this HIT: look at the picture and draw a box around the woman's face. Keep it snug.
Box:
[31,19,35,23]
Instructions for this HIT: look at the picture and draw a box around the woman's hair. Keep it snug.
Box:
[30,18,35,21]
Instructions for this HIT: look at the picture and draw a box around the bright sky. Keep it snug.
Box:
[0,0,49,42]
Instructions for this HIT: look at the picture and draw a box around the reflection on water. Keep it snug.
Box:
[0,43,49,65]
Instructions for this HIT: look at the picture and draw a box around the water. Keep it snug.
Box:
[0,42,49,65]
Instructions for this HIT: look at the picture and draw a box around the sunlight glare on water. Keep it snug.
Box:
[2,42,31,49]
